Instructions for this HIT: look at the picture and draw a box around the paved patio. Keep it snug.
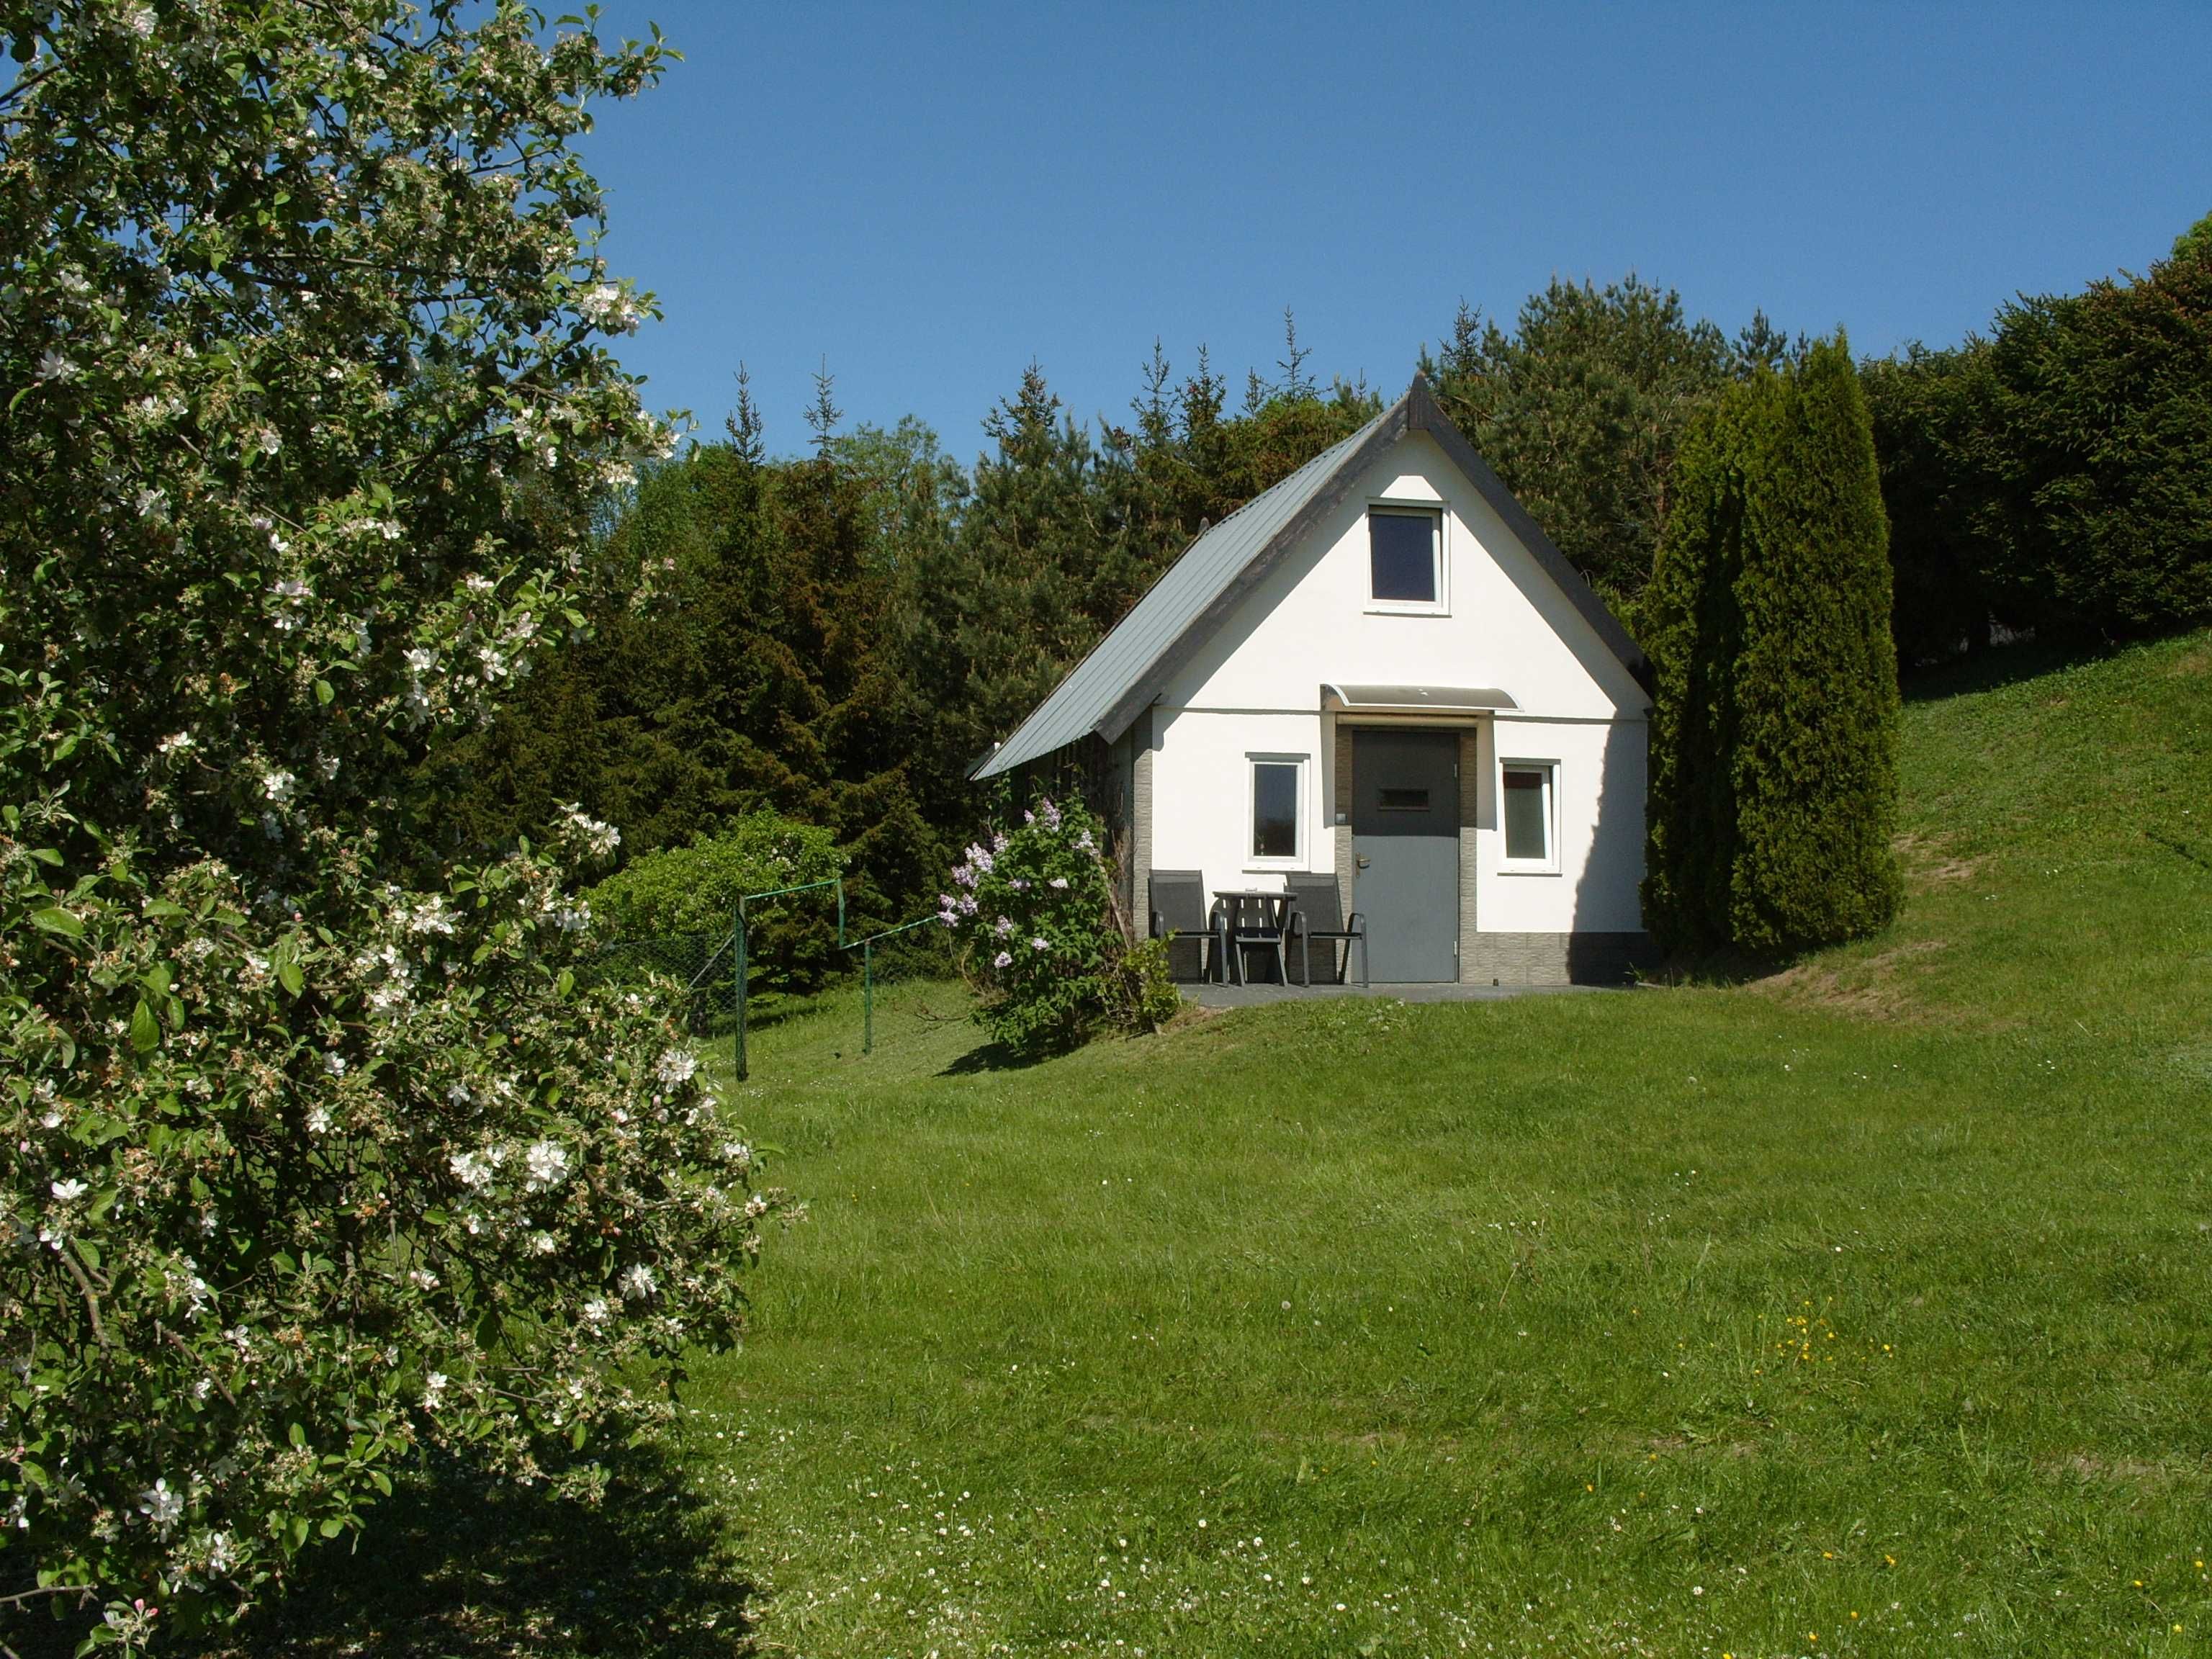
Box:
[1183,979,1606,1008]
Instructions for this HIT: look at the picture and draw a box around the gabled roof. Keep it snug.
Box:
[972,375,1647,780]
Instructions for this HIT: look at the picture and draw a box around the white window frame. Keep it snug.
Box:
[1497,757,1560,874]
[1246,753,1308,868]
[1364,503,1448,616]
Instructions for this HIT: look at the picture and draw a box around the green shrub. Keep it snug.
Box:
[588,813,844,992]
[938,800,1172,1056]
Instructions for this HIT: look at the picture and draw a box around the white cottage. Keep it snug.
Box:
[973,376,1652,985]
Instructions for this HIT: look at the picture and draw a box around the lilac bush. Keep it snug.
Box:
[940,799,1177,1056]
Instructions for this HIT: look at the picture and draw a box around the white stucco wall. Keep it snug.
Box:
[1143,428,1648,937]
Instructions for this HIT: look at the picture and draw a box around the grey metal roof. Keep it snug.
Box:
[971,376,1647,781]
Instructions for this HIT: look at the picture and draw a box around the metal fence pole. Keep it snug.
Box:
[863,937,874,1055]
[733,903,749,1081]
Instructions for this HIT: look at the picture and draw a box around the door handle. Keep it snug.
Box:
[1356,855,1370,869]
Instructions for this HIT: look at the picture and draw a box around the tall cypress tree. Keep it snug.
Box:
[1727,334,1902,950]
[1644,336,1899,956]
[1641,377,1767,952]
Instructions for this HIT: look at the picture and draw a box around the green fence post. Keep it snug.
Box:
[863,936,874,1056]
[733,902,748,1082]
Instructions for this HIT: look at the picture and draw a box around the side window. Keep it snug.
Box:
[1249,757,1304,862]
[1367,508,1440,606]
[1500,762,1556,869]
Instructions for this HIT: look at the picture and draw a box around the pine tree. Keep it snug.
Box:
[1727,335,1902,950]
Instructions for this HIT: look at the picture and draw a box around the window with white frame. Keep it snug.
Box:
[1249,755,1305,863]
[1367,506,1443,608]
[1499,760,1557,871]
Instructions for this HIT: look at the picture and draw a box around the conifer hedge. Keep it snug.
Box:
[1644,338,1901,956]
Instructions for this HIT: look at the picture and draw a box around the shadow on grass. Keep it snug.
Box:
[1901,635,2126,703]
[207,1444,754,1659]
[938,1037,1047,1076]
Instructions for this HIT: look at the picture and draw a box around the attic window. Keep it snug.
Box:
[1368,508,1441,607]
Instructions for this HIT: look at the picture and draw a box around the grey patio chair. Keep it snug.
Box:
[1148,870,1221,983]
[1285,873,1368,989]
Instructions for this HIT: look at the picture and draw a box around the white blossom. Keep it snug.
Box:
[421,1371,447,1410]
[35,350,76,382]
[305,1104,331,1134]
[655,1048,697,1087]
[206,1532,236,1575]
[581,1296,611,1326]
[523,1139,570,1189]
[448,1150,494,1190]
[617,1262,655,1301]
[50,1179,87,1204]
[156,730,194,757]
[138,1478,184,1537]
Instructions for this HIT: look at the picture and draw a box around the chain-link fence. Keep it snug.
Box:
[582,887,952,1069]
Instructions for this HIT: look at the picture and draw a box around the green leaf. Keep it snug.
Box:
[314,678,334,704]
[318,1516,345,1538]
[30,907,83,938]
[288,1422,307,1449]
[129,999,161,1053]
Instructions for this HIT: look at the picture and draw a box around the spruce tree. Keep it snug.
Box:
[1727,335,1902,950]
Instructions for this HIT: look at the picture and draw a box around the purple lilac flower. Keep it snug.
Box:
[1048,876,1069,889]
[1009,877,1028,891]
[1038,798,1063,830]
[967,842,994,874]
[951,862,975,888]
[994,916,1015,937]
[1075,830,1095,852]
[992,950,1012,969]
[1030,936,1049,951]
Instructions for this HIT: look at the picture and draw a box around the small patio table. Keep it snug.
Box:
[1212,889,1298,986]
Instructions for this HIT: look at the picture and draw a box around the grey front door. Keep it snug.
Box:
[1352,729,1460,982]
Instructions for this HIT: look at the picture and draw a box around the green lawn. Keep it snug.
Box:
[225,634,2212,1658]
[690,633,2212,1658]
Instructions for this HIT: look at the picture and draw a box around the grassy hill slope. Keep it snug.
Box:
[689,633,2212,1659]
[236,635,2212,1659]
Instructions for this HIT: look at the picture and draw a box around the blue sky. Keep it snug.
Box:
[577,3,2212,462]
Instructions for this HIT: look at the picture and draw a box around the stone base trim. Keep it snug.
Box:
[1465,931,1653,986]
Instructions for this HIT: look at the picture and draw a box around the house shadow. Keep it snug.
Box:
[203,1442,756,1658]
